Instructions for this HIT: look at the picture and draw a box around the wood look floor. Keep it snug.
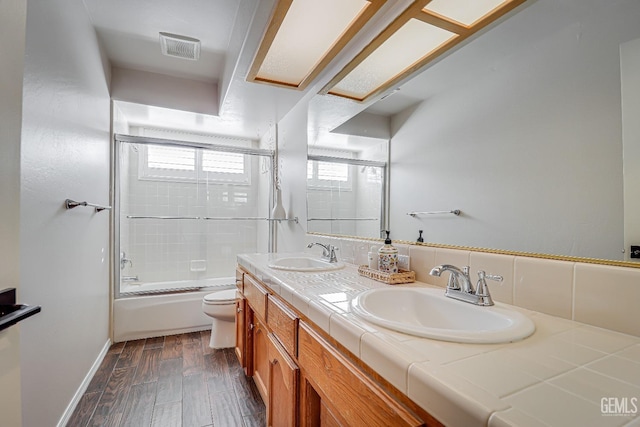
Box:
[67,331,265,427]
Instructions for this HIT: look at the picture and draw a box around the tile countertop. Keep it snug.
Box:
[237,253,640,427]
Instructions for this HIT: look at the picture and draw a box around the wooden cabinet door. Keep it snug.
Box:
[252,315,269,404]
[298,322,424,427]
[234,296,246,369]
[267,333,299,427]
[300,373,341,427]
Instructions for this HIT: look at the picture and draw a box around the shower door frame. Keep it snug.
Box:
[112,133,276,300]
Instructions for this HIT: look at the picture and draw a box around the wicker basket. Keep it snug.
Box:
[358,265,416,285]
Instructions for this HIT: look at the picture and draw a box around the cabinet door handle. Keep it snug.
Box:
[249,323,254,331]
[237,307,242,313]
[270,358,279,366]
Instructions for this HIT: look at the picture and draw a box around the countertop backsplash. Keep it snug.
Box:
[303,234,640,338]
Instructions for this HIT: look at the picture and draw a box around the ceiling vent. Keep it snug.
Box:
[159,32,201,61]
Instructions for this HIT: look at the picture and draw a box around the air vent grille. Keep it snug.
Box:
[159,32,201,61]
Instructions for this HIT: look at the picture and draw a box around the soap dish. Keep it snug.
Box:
[358,265,416,285]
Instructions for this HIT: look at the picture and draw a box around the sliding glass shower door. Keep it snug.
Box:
[115,133,273,296]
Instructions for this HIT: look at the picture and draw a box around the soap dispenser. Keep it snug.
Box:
[378,230,398,273]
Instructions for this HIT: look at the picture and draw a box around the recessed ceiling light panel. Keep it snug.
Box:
[423,0,510,27]
[248,0,387,90]
[330,19,456,100]
[322,0,526,102]
[159,32,201,61]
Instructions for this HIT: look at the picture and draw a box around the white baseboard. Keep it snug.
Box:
[56,339,111,427]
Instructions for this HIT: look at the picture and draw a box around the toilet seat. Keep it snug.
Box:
[203,289,237,305]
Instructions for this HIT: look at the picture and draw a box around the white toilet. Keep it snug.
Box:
[201,289,238,349]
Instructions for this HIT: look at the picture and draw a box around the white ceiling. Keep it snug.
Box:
[81,0,421,139]
[82,0,530,140]
[84,0,239,82]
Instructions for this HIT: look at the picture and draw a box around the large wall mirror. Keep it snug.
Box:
[307,0,640,265]
[306,134,388,239]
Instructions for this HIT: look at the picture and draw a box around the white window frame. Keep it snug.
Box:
[307,159,353,191]
[138,144,251,185]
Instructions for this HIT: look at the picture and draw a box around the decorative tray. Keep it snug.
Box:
[357,265,416,285]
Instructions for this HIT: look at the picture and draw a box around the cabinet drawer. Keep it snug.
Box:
[244,274,268,320]
[298,322,424,427]
[235,268,244,293]
[267,295,298,357]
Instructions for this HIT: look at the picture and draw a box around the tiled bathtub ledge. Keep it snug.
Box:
[238,253,640,427]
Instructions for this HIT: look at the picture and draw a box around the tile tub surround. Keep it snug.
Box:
[304,235,640,337]
[238,252,640,427]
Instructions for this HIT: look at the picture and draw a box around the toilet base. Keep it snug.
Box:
[209,318,235,349]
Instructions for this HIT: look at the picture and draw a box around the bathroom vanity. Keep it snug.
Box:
[236,253,640,427]
[234,266,437,426]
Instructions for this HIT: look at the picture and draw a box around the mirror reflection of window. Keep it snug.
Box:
[306,138,388,239]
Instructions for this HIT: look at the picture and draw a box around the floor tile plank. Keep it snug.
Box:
[200,330,214,355]
[107,341,126,355]
[183,331,201,344]
[243,412,267,427]
[133,348,162,384]
[70,332,266,427]
[66,391,101,427]
[156,374,182,405]
[223,347,245,380]
[115,339,145,369]
[182,341,204,375]
[162,334,183,360]
[145,336,165,350]
[182,373,213,427]
[152,401,182,427]
[159,357,183,377]
[210,390,244,427]
[87,366,136,427]
[85,352,119,394]
[119,382,157,427]
[233,375,265,418]
[205,351,233,394]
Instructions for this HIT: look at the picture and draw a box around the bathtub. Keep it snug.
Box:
[113,277,236,342]
[120,277,234,296]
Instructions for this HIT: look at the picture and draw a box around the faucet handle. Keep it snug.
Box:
[485,272,503,283]
[475,270,502,306]
[328,245,339,262]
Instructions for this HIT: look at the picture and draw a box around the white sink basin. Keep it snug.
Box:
[350,287,535,344]
[268,257,345,272]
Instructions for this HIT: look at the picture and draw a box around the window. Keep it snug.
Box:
[139,144,250,184]
[148,145,195,170]
[318,161,349,182]
[307,159,352,190]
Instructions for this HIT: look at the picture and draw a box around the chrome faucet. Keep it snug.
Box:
[307,242,339,263]
[429,265,503,306]
[430,264,474,293]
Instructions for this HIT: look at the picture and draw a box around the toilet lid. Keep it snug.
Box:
[203,289,237,304]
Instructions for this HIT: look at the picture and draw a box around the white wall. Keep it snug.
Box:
[0,1,27,425]
[389,0,639,260]
[111,67,219,116]
[276,100,310,251]
[621,37,640,262]
[19,1,111,425]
